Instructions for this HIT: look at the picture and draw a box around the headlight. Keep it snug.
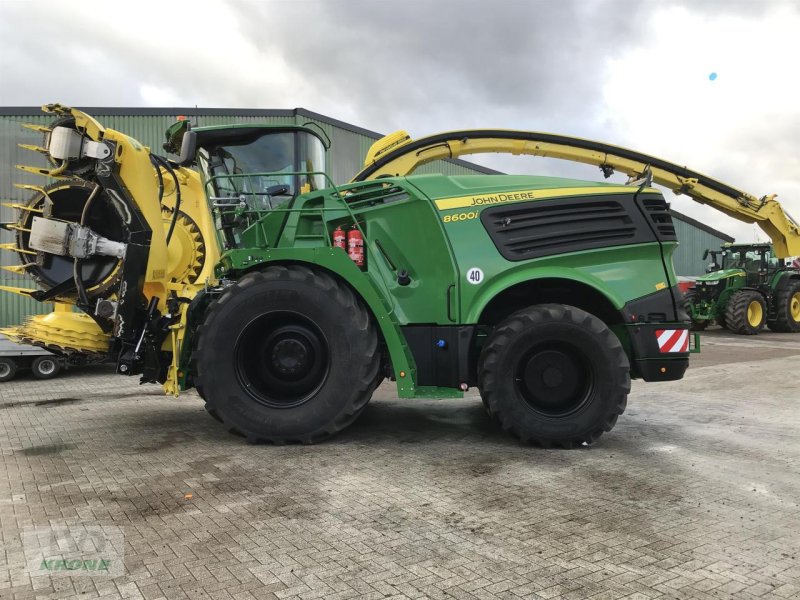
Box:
[702,281,719,286]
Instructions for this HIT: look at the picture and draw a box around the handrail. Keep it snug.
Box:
[203,171,376,251]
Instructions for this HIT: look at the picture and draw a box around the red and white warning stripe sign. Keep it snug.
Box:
[655,329,689,353]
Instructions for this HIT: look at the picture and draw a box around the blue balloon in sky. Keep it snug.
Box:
[709,72,718,81]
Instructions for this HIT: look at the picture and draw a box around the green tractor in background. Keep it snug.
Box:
[684,243,800,334]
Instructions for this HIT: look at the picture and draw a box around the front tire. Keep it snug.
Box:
[478,304,630,447]
[682,289,708,331]
[194,265,381,443]
[725,290,766,335]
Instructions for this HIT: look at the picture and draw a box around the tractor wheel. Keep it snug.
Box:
[31,356,61,380]
[767,280,800,333]
[478,304,630,447]
[682,290,708,331]
[0,358,18,383]
[725,289,766,335]
[194,265,381,443]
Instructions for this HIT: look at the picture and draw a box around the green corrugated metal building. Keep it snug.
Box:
[671,210,734,277]
[0,106,732,327]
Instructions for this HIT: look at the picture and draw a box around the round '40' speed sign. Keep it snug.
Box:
[466,267,484,285]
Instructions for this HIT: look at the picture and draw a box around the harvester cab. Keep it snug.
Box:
[165,119,330,251]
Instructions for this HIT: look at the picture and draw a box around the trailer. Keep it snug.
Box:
[0,334,62,382]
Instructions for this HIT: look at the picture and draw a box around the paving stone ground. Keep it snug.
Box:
[1,328,799,599]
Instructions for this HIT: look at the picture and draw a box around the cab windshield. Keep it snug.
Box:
[721,248,776,273]
[199,130,327,210]
[197,129,327,247]
[722,250,752,271]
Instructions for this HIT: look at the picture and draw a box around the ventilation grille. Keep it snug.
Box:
[639,196,677,240]
[481,197,651,261]
[345,182,409,207]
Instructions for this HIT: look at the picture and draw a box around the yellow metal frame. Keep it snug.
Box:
[2,105,220,395]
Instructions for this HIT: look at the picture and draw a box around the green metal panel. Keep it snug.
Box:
[0,278,51,328]
[0,115,55,326]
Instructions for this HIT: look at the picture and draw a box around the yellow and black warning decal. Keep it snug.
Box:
[434,185,638,211]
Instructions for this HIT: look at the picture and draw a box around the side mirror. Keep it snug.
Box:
[266,184,290,196]
[702,249,710,260]
[177,131,197,166]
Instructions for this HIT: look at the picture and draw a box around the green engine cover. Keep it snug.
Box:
[207,172,684,397]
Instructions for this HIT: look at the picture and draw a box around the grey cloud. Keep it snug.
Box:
[229,0,652,135]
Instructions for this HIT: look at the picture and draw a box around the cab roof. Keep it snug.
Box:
[192,124,325,148]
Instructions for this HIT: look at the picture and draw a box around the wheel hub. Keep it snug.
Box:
[747,300,763,327]
[271,338,311,376]
[541,365,564,388]
[0,363,10,378]
[37,359,56,375]
[516,345,592,416]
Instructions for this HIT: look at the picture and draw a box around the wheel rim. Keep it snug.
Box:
[747,300,763,327]
[791,292,800,322]
[0,363,10,378]
[514,342,594,417]
[36,359,56,375]
[234,311,329,408]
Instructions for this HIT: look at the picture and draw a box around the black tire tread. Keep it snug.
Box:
[478,304,630,448]
[682,289,708,331]
[767,279,800,333]
[725,289,765,335]
[194,265,381,443]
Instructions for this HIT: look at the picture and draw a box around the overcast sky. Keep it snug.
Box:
[1,0,798,244]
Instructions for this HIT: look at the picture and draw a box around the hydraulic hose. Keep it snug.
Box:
[150,154,182,245]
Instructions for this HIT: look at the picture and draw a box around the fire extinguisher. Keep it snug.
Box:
[347,226,365,268]
[332,225,346,250]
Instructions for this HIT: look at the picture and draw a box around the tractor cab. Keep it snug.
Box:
[715,243,778,286]
[165,120,329,249]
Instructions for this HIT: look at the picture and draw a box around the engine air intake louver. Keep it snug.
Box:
[480,195,654,261]
[638,195,677,241]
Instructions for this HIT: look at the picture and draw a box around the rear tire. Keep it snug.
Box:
[478,304,630,447]
[31,356,61,379]
[767,280,800,332]
[194,265,381,443]
[0,358,17,382]
[725,290,766,335]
